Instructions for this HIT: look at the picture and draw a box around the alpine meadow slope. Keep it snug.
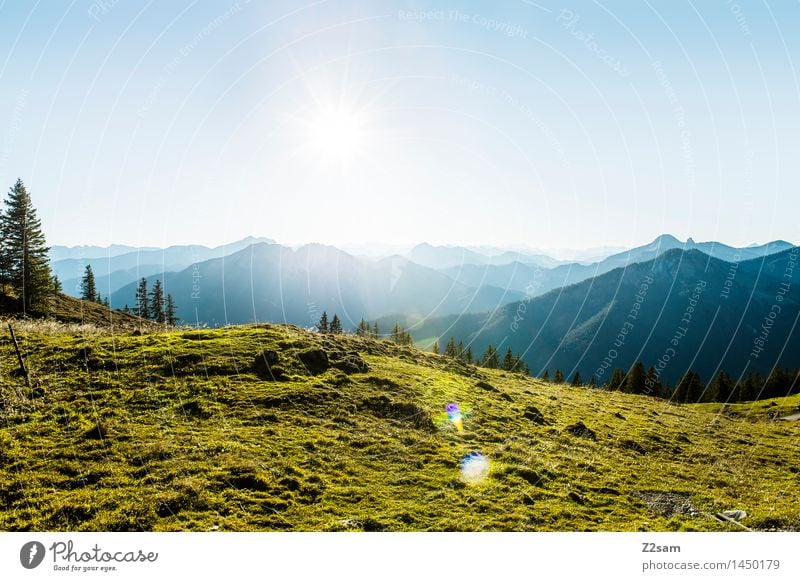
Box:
[0,322,797,532]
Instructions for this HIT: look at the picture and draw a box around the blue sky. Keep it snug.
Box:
[0,0,798,250]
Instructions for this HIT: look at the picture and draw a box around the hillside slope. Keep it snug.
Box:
[0,323,797,532]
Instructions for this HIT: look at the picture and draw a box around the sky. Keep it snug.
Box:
[0,0,798,250]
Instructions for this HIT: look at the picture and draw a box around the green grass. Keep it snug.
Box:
[1,321,798,531]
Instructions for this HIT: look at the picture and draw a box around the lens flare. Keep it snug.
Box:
[460,452,490,484]
[445,402,464,432]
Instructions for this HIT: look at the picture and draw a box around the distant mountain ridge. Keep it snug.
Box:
[408,246,800,385]
[53,236,274,295]
[109,242,524,325]
[441,235,795,298]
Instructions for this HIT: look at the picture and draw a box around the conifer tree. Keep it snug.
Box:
[165,294,177,325]
[465,346,473,364]
[80,264,98,302]
[625,361,646,394]
[481,345,499,368]
[542,369,550,382]
[372,321,379,338]
[607,368,626,391]
[135,278,149,319]
[150,279,165,323]
[553,369,565,384]
[571,371,583,386]
[317,311,329,333]
[502,347,515,371]
[588,375,597,387]
[645,366,661,397]
[0,179,54,313]
[456,340,465,360]
[329,314,343,334]
[445,337,457,358]
[431,340,439,354]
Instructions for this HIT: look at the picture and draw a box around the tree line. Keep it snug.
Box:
[536,361,799,403]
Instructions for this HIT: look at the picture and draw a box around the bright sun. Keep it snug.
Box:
[307,107,366,164]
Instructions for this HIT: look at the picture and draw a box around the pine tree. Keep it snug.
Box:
[135,278,149,319]
[165,294,177,325]
[372,321,379,338]
[456,340,465,360]
[542,370,550,382]
[625,361,646,394]
[607,368,626,391]
[465,346,473,364]
[479,345,499,368]
[502,347,515,371]
[122,304,130,314]
[150,279,165,323]
[588,375,597,387]
[330,314,343,334]
[356,318,369,336]
[431,340,439,354]
[0,179,54,313]
[645,366,661,397]
[553,369,565,384]
[80,265,98,302]
[102,296,109,308]
[445,337,457,358]
[709,371,733,403]
[685,370,703,403]
[571,371,583,386]
[317,311,329,333]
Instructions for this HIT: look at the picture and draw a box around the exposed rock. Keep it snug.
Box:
[565,421,596,440]
[297,349,329,375]
[475,380,499,392]
[523,405,547,425]
[331,353,369,374]
[359,396,434,431]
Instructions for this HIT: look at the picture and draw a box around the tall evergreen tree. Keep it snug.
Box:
[481,345,499,368]
[456,340,465,360]
[625,361,646,395]
[553,369,565,384]
[0,179,54,313]
[165,294,177,325]
[709,371,734,403]
[607,368,626,391]
[542,369,550,382]
[465,346,473,364]
[372,321,379,338]
[502,347,515,371]
[445,337,457,358]
[431,340,439,354]
[329,314,343,334]
[645,366,661,398]
[135,278,149,319]
[571,371,583,386]
[150,279,165,323]
[80,264,98,302]
[317,311,329,333]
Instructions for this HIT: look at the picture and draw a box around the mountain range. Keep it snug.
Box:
[57,234,800,384]
[407,246,800,385]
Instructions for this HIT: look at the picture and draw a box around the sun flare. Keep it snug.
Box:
[306,107,366,163]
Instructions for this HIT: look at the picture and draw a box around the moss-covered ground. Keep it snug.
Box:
[1,322,797,531]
